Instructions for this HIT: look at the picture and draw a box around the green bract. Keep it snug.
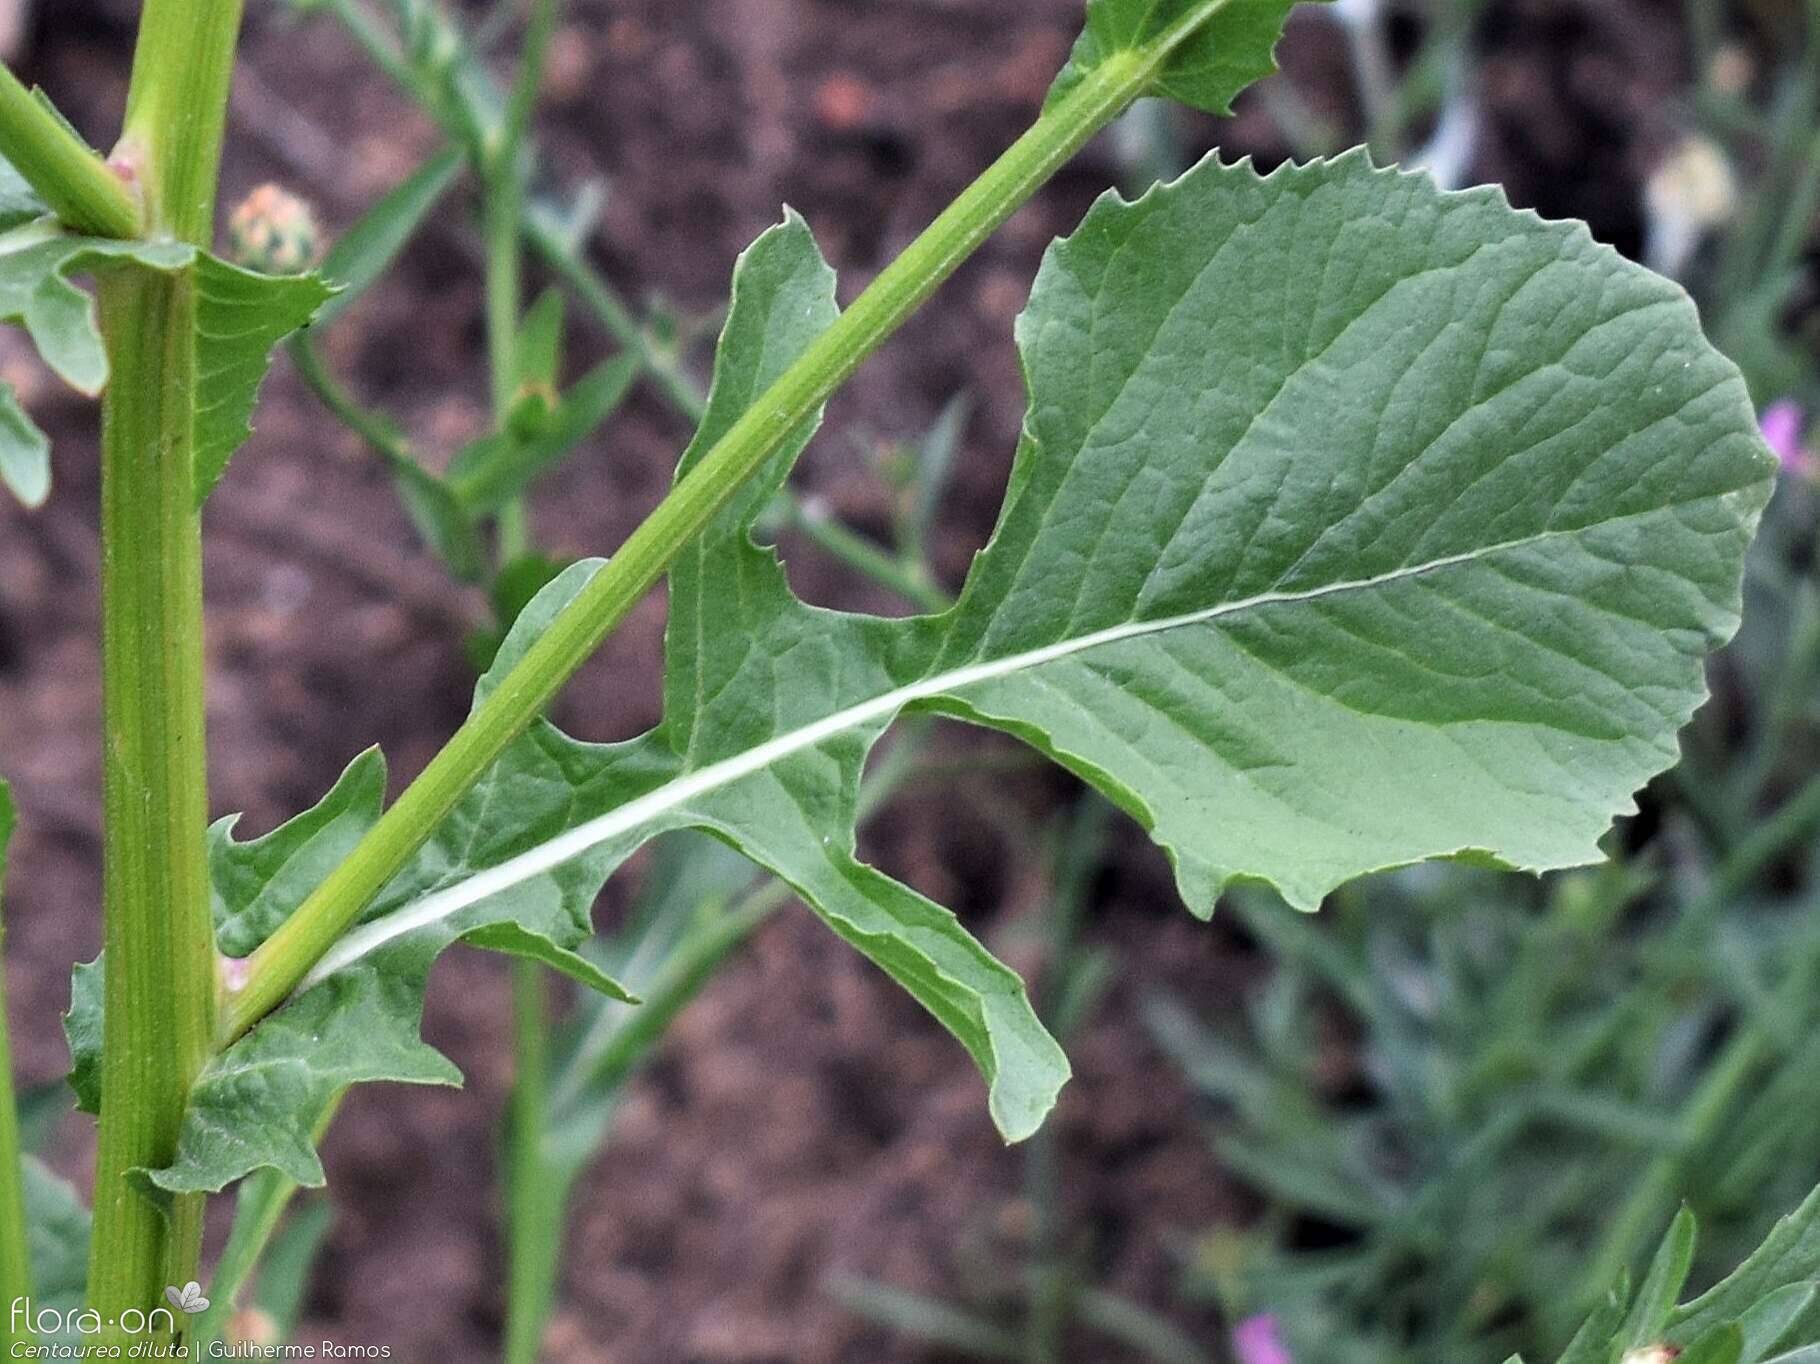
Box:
[126,151,1771,1195]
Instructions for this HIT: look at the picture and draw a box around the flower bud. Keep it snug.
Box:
[227,184,323,276]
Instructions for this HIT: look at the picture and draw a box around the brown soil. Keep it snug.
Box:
[0,1,1691,1360]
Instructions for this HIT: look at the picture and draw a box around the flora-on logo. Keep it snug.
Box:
[164,1280,210,1314]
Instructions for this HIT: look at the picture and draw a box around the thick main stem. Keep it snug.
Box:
[89,270,217,1337]
[225,20,1207,1039]
[503,965,558,1364]
[89,0,246,1333]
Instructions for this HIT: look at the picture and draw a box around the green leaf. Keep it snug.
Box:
[0,226,187,394]
[0,223,332,503]
[393,455,486,582]
[458,922,639,1003]
[152,153,1770,1189]
[1621,1208,1699,1349]
[1670,1184,1820,1344]
[1047,0,1330,117]
[0,153,48,233]
[61,957,102,1115]
[1737,1285,1816,1362]
[213,750,391,959]
[0,383,50,507]
[14,1081,71,1155]
[22,1157,88,1340]
[1556,1277,1629,1364]
[314,145,464,330]
[1681,1325,1747,1364]
[449,354,637,512]
[514,287,565,399]
[189,254,337,503]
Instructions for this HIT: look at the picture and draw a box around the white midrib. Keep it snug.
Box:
[300,528,1570,987]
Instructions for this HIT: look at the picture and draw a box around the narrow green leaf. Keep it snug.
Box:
[393,457,486,582]
[515,286,564,396]
[450,354,636,511]
[1047,0,1331,117]
[1670,1184,1820,1343]
[1737,1284,1816,1362]
[14,1082,71,1155]
[0,383,49,507]
[1556,1278,1630,1364]
[1621,1208,1699,1349]
[314,146,464,329]
[252,1198,333,1337]
[829,1276,1023,1360]
[1681,1325,1748,1364]
[194,1167,304,1351]
[460,923,639,1003]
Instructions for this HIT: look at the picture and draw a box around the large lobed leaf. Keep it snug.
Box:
[140,151,1770,1192]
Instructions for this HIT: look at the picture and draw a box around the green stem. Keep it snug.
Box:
[117,0,245,241]
[0,787,29,1355]
[89,0,244,1335]
[289,337,421,471]
[489,8,562,1351]
[484,0,557,564]
[223,30,1189,1042]
[0,65,141,238]
[88,270,218,1342]
[503,966,557,1364]
[483,166,524,423]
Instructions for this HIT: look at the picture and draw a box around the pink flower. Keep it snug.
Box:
[1761,399,1809,477]
[1233,1314,1293,1364]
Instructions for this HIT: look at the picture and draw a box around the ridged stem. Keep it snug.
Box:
[88,0,246,1336]
[88,269,217,1340]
